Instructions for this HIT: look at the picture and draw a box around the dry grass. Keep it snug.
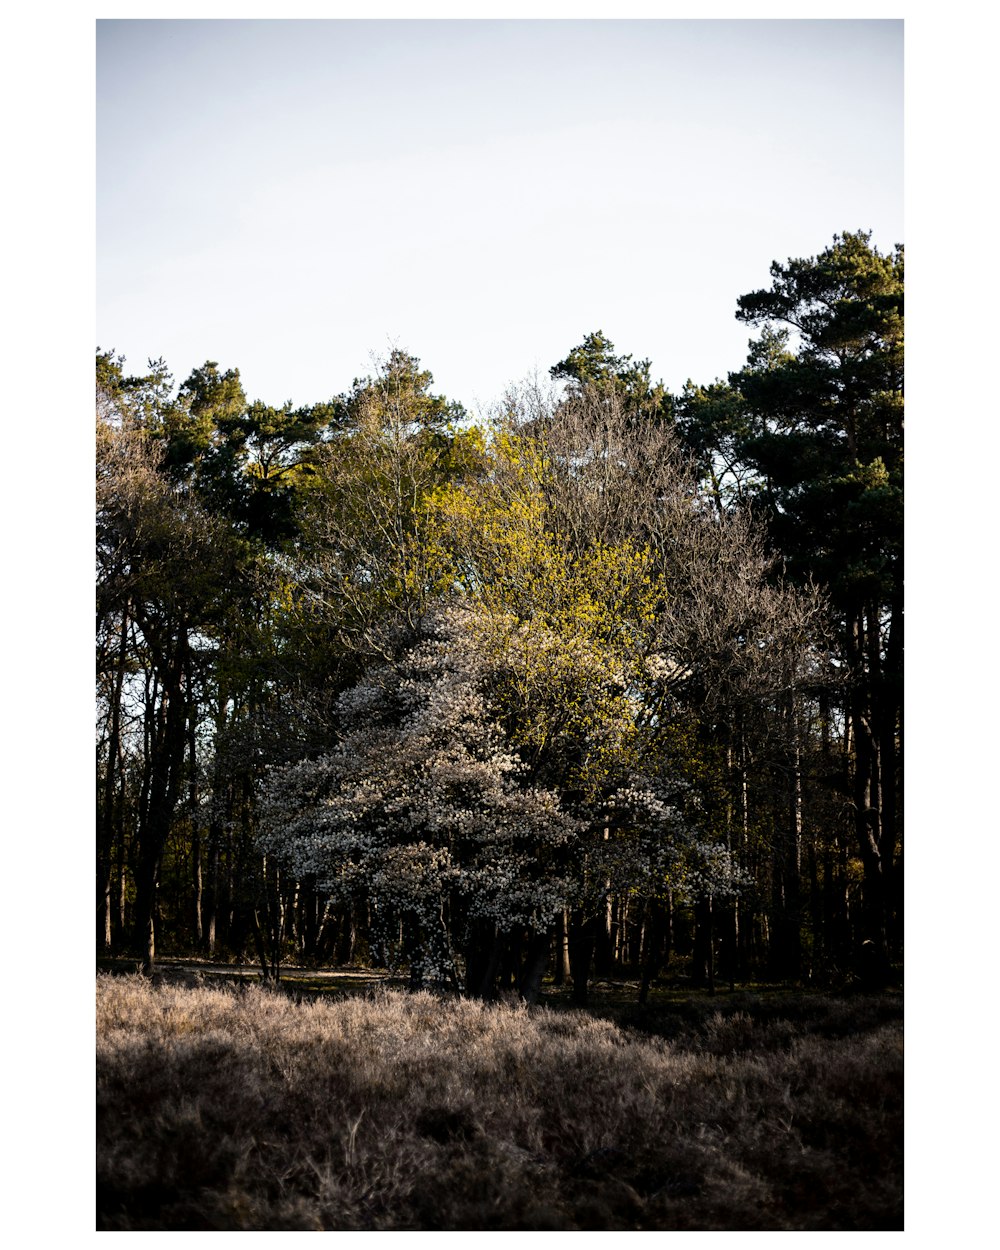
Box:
[96,974,902,1230]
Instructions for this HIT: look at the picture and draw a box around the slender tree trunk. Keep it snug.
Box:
[102,874,113,949]
[847,607,891,987]
[188,701,203,946]
[891,605,903,948]
[553,909,571,986]
[192,834,203,946]
[296,880,316,959]
[205,824,219,957]
[465,919,503,1000]
[518,929,551,1004]
[568,911,595,1005]
[203,687,227,957]
[594,890,615,977]
[131,634,188,973]
[808,840,822,981]
[499,931,521,991]
[782,692,804,980]
[880,592,903,963]
[336,904,357,965]
[99,610,130,949]
[116,781,127,938]
[729,898,740,985]
[250,907,274,982]
[692,897,711,987]
[314,899,335,962]
[706,898,716,995]
[638,895,670,1005]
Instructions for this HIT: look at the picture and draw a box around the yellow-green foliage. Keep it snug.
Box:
[429,431,667,795]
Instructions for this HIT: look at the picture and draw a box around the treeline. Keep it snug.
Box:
[96,230,902,997]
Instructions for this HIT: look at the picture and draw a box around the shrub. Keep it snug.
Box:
[96,974,902,1230]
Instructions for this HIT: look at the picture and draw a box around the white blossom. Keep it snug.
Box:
[258,604,744,982]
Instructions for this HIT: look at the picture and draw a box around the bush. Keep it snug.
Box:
[96,974,902,1230]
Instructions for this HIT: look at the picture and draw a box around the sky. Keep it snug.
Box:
[97,18,903,414]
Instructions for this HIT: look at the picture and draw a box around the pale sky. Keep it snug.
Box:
[97,18,902,413]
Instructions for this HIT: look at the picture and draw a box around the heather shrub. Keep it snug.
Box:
[97,974,902,1230]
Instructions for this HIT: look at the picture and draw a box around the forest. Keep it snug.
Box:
[96,230,903,1000]
[96,229,903,1231]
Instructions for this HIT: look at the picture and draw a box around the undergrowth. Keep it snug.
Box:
[96,974,902,1230]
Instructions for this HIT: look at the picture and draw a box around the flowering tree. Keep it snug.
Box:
[260,382,796,1000]
[259,602,713,999]
[259,608,582,994]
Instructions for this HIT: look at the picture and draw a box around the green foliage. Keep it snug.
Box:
[289,350,479,672]
[551,330,670,413]
[730,230,903,607]
[164,361,339,544]
[345,347,466,433]
[97,348,177,429]
[674,380,755,511]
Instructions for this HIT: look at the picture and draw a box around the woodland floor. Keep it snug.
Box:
[96,962,902,1231]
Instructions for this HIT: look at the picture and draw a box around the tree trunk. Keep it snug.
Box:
[188,697,203,945]
[336,904,357,965]
[847,607,891,987]
[250,906,275,982]
[465,919,503,1000]
[99,609,130,949]
[131,634,188,973]
[593,891,615,977]
[553,909,571,986]
[518,929,551,1004]
[568,912,595,1005]
[692,898,711,987]
[116,798,127,937]
[638,895,670,1005]
[192,834,203,946]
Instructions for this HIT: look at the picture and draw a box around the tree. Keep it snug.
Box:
[259,607,585,996]
[674,379,756,517]
[261,378,776,1000]
[98,362,247,970]
[96,306,872,991]
[432,383,813,996]
[544,376,829,983]
[163,361,338,545]
[725,231,903,982]
[97,351,306,973]
[290,349,481,670]
[97,347,478,977]
[550,329,667,412]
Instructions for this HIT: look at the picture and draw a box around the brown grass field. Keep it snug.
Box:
[96,972,902,1230]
